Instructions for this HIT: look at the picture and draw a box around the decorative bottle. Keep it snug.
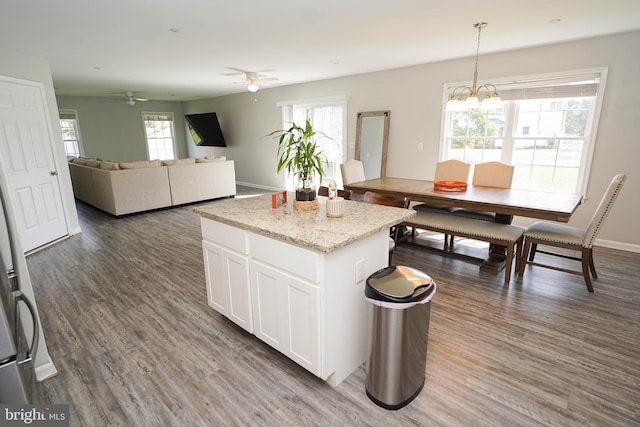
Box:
[328,180,337,200]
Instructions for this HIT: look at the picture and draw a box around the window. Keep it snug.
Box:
[59,110,83,157]
[277,96,346,189]
[143,112,176,160]
[442,69,606,194]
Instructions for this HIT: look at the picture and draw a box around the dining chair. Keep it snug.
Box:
[318,186,353,200]
[452,161,514,222]
[518,174,626,292]
[363,191,410,264]
[435,159,471,183]
[340,159,366,184]
[414,159,471,213]
[412,159,471,245]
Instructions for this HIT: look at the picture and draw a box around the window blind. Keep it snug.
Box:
[59,111,77,120]
[447,72,601,100]
[143,113,173,121]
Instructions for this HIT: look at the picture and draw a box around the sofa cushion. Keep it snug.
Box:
[196,156,226,163]
[162,158,196,166]
[99,161,121,170]
[119,159,162,169]
[73,158,98,167]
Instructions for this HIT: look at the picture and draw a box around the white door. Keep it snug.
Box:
[0,78,67,252]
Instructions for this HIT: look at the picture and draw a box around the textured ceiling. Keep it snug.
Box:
[2,0,639,101]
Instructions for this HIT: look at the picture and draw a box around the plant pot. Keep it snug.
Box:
[295,178,317,202]
[295,189,317,202]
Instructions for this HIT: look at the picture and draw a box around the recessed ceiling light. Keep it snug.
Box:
[169,28,180,33]
[549,18,562,24]
[93,66,101,70]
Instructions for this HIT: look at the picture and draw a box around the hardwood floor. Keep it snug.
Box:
[27,188,639,426]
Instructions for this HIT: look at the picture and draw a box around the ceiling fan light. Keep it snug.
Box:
[247,82,259,92]
[126,99,135,106]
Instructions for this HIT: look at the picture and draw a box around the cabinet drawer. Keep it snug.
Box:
[201,218,248,254]
[249,232,320,283]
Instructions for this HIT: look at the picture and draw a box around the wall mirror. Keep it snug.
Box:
[355,111,390,179]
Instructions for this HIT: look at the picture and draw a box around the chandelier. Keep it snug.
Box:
[446,22,501,111]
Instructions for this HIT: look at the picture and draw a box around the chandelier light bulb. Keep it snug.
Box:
[465,96,479,109]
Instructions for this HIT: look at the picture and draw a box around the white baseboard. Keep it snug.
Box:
[595,238,640,253]
[35,361,59,382]
[236,181,282,192]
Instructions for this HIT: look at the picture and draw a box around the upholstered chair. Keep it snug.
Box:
[340,159,366,184]
[452,161,514,222]
[414,159,471,213]
[518,174,626,292]
[412,159,472,243]
[435,159,471,182]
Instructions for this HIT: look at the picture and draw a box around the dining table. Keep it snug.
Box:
[344,177,583,274]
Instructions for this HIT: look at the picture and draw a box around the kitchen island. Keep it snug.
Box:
[194,193,415,386]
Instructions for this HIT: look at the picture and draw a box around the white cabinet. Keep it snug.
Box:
[251,260,320,375]
[202,240,253,333]
[201,219,252,333]
[199,216,389,386]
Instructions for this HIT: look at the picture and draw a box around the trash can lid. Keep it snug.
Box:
[365,266,434,303]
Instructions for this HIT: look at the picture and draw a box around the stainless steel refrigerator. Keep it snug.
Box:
[0,184,41,404]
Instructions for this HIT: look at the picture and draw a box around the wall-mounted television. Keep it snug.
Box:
[185,112,227,147]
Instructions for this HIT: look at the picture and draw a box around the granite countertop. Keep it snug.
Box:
[193,193,415,253]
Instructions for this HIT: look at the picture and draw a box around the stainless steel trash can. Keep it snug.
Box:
[365,265,436,410]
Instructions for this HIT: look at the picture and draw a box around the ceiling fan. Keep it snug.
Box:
[224,68,279,92]
[112,91,149,106]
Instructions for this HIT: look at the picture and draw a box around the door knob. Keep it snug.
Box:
[50,171,58,176]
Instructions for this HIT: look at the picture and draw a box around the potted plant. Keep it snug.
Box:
[267,119,329,206]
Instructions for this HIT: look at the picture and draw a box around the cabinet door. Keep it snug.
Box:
[202,240,227,315]
[283,272,320,375]
[224,250,252,333]
[251,261,320,375]
[202,240,252,333]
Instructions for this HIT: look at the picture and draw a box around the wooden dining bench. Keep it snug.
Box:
[403,210,525,285]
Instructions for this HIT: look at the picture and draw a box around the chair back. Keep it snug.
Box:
[583,174,626,248]
[435,159,471,182]
[363,191,409,209]
[472,161,514,188]
[318,186,353,200]
[340,159,366,184]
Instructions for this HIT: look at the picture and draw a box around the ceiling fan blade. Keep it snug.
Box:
[223,67,250,76]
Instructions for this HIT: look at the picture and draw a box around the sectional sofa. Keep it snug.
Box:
[68,157,236,216]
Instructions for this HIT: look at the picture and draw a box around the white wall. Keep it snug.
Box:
[184,31,640,249]
[56,96,187,161]
[0,46,66,380]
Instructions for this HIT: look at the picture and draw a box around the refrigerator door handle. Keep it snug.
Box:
[14,290,39,364]
[7,268,18,292]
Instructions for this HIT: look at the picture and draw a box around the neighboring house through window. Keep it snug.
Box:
[143,112,176,160]
[59,110,83,157]
[277,96,347,189]
[441,68,607,194]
